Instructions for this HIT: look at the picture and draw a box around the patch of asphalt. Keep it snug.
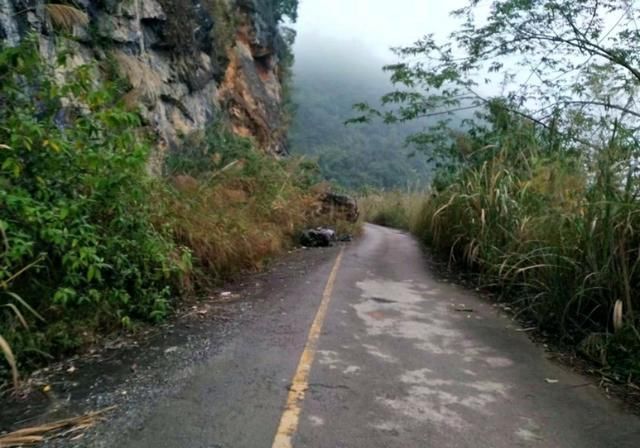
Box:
[0,245,341,445]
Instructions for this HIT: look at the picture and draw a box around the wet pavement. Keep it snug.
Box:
[289,225,640,447]
[8,224,640,447]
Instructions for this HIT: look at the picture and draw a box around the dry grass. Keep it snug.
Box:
[0,335,18,391]
[1,258,46,392]
[157,177,313,280]
[359,191,425,231]
[111,51,164,105]
[156,140,358,285]
[0,406,116,446]
[154,125,363,286]
[45,4,89,32]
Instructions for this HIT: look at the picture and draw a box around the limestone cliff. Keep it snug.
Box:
[0,0,291,172]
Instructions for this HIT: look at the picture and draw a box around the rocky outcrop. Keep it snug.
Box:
[320,192,360,223]
[220,0,288,155]
[0,0,290,173]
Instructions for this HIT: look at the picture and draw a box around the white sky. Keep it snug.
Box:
[291,0,632,126]
[293,0,468,62]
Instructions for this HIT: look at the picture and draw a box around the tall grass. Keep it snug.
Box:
[360,191,424,230]
[367,112,640,381]
[417,148,640,377]
[156,126,333,285]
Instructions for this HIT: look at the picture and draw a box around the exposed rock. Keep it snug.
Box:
[236,0,286,60]
[123,0,166,20]
[218,37,285,154]
[0,0,21,46]
[300,228,337,248]
[320,193,360,223]
[0,0,291,173]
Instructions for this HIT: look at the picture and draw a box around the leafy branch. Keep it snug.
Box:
[354,0,640,160]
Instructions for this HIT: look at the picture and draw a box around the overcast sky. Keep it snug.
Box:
[293,0,468,63]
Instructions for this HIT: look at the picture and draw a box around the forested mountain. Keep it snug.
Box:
[288,40,432,190]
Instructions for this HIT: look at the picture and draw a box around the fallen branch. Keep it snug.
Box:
[0,406,117,447]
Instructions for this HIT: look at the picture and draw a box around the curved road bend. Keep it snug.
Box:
[116,224,640,448]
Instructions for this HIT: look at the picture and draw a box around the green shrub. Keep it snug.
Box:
[0,39,188,367]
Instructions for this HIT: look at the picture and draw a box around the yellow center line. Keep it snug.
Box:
[271,247,345,448]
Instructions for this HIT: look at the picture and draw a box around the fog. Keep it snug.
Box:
[291,0,625,113]
[286,1,476,189]
[293,0,467,63]
[290,0,490,107]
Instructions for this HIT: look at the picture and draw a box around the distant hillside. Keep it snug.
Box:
[288,39,432,190]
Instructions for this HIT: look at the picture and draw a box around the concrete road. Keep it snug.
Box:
[113,224,640,448]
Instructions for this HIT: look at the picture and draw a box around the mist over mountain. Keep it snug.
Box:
[288,37,432,190]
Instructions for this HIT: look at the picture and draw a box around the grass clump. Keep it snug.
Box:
[45,3,89,32]
[158,125,328,283]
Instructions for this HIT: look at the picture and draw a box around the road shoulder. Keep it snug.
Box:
[1,245,342,447]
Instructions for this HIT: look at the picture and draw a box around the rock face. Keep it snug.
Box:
[0,0,290,173]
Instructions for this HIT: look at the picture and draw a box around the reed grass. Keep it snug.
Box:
[363,118,640,381]
[359,190,425,230]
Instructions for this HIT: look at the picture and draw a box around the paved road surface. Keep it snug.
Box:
[112,224,640,447]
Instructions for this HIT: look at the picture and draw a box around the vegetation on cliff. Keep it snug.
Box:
[359,0,640,383]
[0,10,356,386]
[0,41,185,370]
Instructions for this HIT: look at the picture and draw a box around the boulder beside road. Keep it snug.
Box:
[300,228,336,248]
[320,193,359,223]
